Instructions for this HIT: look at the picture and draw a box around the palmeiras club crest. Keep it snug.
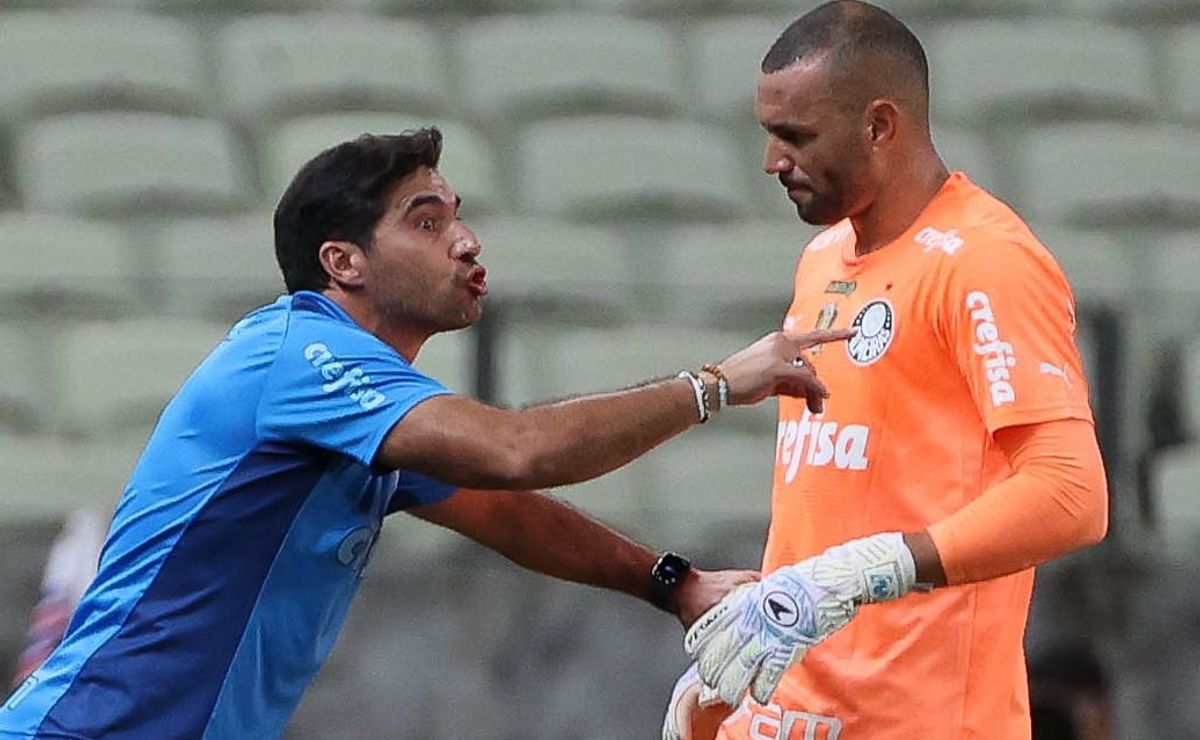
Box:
[847,299,895,366]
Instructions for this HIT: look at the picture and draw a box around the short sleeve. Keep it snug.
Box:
[937,236,1094,434]
[386,470,459,514]
[257,313,453,467]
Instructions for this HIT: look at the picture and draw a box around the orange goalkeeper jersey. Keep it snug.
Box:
[719,173,1094,740]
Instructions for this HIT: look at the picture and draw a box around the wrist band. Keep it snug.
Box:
[676,371,709,423]
[701,364,729,410]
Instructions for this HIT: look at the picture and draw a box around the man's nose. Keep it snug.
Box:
[452,235,481,259]
[763,140,794,175]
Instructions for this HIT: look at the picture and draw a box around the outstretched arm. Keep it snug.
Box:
[408,487,758,627]
[377,329,854,491]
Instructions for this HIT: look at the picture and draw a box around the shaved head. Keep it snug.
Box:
[763,1,929,126]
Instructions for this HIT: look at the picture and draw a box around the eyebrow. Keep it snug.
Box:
[402,193,462,218]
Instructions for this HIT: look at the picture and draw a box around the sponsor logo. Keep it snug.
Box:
[806,222,853,252]
[304,342,388,411]
[761,591,801,628]
[337,525,381,577]
[847,299,895,366]
[728,702,844,740]
[966,292,1017,406]
[915,226,966,256]
[776,410,870,481]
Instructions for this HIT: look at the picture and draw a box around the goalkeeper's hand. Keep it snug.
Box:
[661,664,730,740]
[683,532,917,706]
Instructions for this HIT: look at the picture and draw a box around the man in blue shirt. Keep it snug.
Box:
[0,128,848,739]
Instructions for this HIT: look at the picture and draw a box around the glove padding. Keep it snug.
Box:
[661,664,726,740]
[683,532,916,706]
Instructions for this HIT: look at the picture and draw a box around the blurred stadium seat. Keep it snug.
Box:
[54,319,229,438]
[264,113,501,211]
[412,329,476,396]
[0,434,140,522]
[688,17,784,121]
[1147,443,1200,559]
[1033,226,1134,306]
[1066,0,1200,20]
[1023,123,1200,226]
[0,324,41,434]
[930,19,1157,122]
[0,213,135,317]
[469,216,637,321]
[217,15,447,123]
[518,116,747,220]
[657,219,816,327]
[17,113,250,216]
[0,11,207,121]
[1146,231,1200,333]
[459,14,685,119]
[550,462,652,535]
[157,214,284,321]
[931,127,999,194]
[642,427,775,522]
[1168,24,1200,120]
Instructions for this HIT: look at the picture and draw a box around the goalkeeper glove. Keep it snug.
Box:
[662,663,728,740]
[683,532,917,706]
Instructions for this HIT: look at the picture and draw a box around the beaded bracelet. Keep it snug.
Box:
[700,364,729,411]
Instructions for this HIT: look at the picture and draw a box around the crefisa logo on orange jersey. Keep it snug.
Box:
[776,410,870,481]
[966,291,1017,406]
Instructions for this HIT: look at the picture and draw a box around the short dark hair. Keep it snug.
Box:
[763,1,929,106]
[273,128,443,294]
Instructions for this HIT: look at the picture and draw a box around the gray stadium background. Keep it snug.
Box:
[0,0,1198,737]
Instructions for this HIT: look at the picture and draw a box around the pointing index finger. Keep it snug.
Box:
[785,327,858,349]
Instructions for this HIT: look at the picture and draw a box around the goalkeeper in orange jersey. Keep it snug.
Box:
[664,3,1108,739]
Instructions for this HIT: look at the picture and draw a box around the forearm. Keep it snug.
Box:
[925,418,1108,586]
[509,376,708,489]
[414,488,659,602]
[383,376,711,491]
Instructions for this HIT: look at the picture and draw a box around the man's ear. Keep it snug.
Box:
[318,240,367,289]
[866,98,900,146]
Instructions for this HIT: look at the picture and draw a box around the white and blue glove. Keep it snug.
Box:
[683,532,917,706]
[661,663,725,740]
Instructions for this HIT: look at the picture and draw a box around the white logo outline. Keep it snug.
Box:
[846,298,896,366]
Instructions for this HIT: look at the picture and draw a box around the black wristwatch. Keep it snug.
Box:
[648,552,692,611]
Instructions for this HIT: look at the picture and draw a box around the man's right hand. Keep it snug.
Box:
[714,329,856,413]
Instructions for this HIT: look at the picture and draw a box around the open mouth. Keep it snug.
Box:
[465,265,488,297]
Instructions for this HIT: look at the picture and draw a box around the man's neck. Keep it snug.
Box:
[319,288,428,363]
[851,149,949,256]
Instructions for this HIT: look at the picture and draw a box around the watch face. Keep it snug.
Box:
[654,553,691,585]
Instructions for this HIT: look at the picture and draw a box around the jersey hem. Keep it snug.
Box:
[984,404,1092,435]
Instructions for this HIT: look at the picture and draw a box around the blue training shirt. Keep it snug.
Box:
[0,291,458,740]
